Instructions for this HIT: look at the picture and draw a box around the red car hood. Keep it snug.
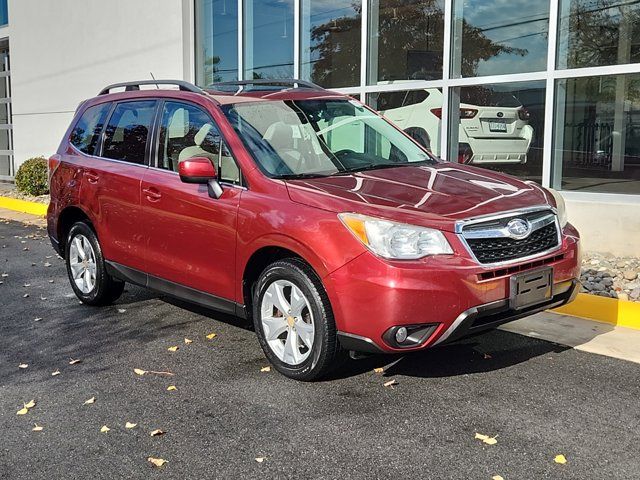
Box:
[285,163,551,232]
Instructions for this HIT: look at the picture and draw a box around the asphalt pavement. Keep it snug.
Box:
[1,219,639,479]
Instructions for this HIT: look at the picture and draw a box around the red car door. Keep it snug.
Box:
[78,99,158,273]
[140,100,242,304]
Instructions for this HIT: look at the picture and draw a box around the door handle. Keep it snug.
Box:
[85,171,99,184]
[142,187,162,201]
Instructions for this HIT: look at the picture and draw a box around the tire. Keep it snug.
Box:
[253,258,342,381]
[65,222,125,306]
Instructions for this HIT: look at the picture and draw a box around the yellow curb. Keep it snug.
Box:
[553,293,640,331]
[0,195,48,217]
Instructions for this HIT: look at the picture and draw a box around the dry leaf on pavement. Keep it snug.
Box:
[475,433,498,445]
[69,358,82,365]
[125,422,137,429]
[150,429,165,437]
[492,476,504,480]
[167,385,177,391]
[554,454,567,464]
[17,407,29,415]
[260,366,271,372]
[84,397,96,405]
[117,308,126,313]
[206,333,217,340]
[383,379,398,388]
[184,338,193,344]
[18,363,28,369]
[51,370,61,376]
[255,457,266,463]
[134,368,174,376]
[373,367,384,374]
[147,457,167,468]
[167,346,179,352]
[134,368,147,376]
[100,425,110,433]
[24,400,36,409]
[32,424,43,432]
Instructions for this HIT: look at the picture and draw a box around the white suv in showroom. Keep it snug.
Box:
[374,87,534,165]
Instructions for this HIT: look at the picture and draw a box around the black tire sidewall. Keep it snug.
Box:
[253,260,334,381]
[65,222,112,305]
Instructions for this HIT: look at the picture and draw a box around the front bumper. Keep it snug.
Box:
[327,225,581,353]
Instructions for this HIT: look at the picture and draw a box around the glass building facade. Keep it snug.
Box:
[195,0,640,197]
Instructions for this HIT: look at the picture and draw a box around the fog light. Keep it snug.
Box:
[395,327,408,343]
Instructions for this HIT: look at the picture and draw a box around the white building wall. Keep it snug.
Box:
[9,0,188,166]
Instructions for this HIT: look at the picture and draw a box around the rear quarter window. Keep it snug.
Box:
[70,103,111,156]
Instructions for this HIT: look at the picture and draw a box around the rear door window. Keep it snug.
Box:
[101,100,157,165]
[70,103,111,156]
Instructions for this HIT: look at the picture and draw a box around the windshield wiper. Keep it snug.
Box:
[335,161,430,175]
[274,172,335,180]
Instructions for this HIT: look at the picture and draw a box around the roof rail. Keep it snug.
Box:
[98,80,205,96]
[207,79,324,93]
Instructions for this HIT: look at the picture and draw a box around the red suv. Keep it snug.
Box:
[47,79,581,380]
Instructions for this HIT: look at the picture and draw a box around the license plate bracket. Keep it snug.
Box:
[510,267,553,310]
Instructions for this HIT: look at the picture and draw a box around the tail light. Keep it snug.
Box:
[48,154,61,183]
[518,108,530,121]
[457,143,473,164]
[430,108,477,119]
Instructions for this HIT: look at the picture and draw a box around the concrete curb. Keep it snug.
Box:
[553,293,640,331]
[0,195,48,216]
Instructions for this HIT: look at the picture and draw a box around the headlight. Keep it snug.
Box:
[338,213,453,259]
[546,188,568,228]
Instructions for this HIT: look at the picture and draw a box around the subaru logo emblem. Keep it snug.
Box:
[506,218,531,239]
[497,112,504,118]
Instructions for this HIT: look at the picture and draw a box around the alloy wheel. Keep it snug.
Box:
[68,234,97,294]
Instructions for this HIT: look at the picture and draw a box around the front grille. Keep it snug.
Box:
[461,210,560,264]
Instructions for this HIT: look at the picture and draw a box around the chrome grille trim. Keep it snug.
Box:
[456,206,562,267]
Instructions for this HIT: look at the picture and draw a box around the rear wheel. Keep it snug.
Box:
[65,222,124,306]
[253,258,342,381]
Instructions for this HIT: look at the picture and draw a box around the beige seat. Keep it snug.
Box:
[178,123,240,184]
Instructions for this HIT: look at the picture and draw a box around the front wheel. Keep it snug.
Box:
[65,222,125,306]
[253,258,342,381]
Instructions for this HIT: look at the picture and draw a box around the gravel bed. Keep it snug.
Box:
[581,252,640,302]
[0,185,50,204]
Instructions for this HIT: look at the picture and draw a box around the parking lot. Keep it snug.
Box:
[1,218,639,479]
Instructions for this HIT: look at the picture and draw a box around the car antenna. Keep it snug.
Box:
[149,72,160,89]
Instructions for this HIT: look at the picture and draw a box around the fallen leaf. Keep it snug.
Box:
[373,367,384,374]
[24,400,36,409]
[84,397,96,405]
[147,457,167,468]
[206,333,217,340]
[1,273,7,277]
[44,262,52,267]
[34,317,42,322]
[69,358,81,365]
[167,346,179,352]
[255,457,266,463]
[554,454,567,464]
[100,425,110,433]
[492,476,504,480]
[150,429,165,437]
[475,433,498,445]
[125,422,137,429]
[117,308,126,313]
[23,294,29,298]
[48,280,54,283]
[184,338,193,344]
[483,353,492,360]
[23,283,31,287]
[18,363,28,369]
[40,295,47,300]
[260,366,271,372]
[167,385,177,391]
[383,379,398,388]
[17,407,29,415]
[134,368,147,376]
[51,370,61,376]
[32,424,43,432]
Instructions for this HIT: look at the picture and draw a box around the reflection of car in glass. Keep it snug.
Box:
[48,79,580,382]
[375,87,534,165]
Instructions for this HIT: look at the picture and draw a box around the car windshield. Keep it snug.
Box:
[221,98,437,179]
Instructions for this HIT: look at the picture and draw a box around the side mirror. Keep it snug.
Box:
[178,157,223,199]
[178,157,217,184]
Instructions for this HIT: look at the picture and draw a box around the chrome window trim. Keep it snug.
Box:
[455,205,563,268]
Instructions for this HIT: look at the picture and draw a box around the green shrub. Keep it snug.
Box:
[15,157,49,196]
